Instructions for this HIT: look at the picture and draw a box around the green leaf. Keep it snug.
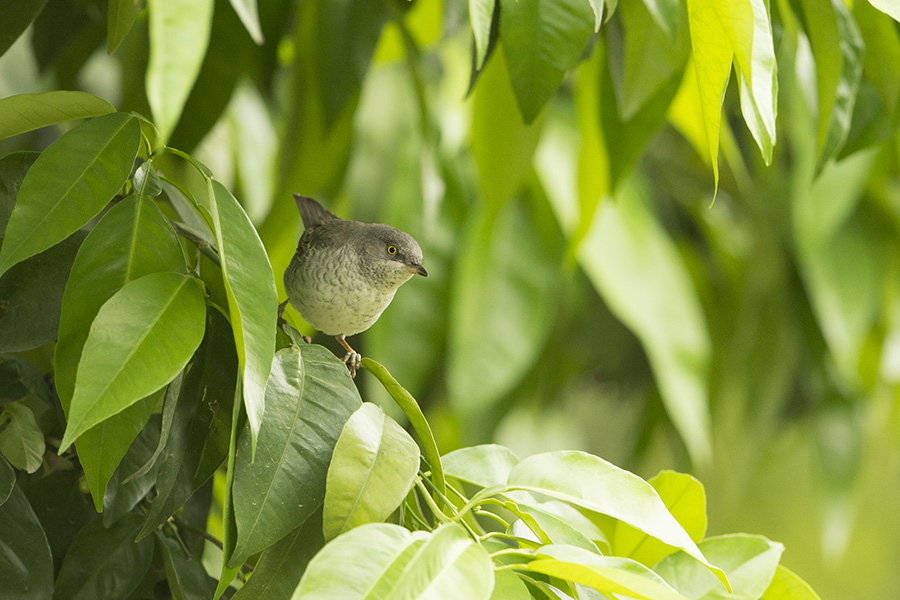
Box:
[207,180,277,454]
[0,151,38,237]
[60,272,206,450]
[506,451,728,588]
[102,415,163,526]
[0,91,115,141]
[158,532,217,600]
[499,0,595,123]
[138,310,237,539]
[292,523,494,600]
[53,515,154,600]
[869,0,900,22]
[323,403,420,541]
[655,534,783,599]
[108,0,141,53]
[761,565,822,600]
[0,485,53,600]
[146,0,214,142]
[642,0,681,38]
[228,0,264,44]
[0,0,50,59]
[231,345,362,566]
[613,471,707,567]
[470,0,496,69]
[577,184,712,465]
[528,545,690,600]
[513,504,602,552]
[0,231,84,353]
[0,455,13,506]
[0,402,45,473]
[490,569,531,600]
[443,444,521,489]
[0,112,140,278]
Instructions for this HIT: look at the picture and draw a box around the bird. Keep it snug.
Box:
[280,194,428,376]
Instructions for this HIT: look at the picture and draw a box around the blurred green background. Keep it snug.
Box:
[2,0,900,597]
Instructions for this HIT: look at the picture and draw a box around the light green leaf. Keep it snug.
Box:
[0,402,45,473]
[0,485,53,599]
[108,0,141,54]
[588,0,605,31]
[528,545,691,600]
[0,91,115,140]
[655,534,783,599]
[578,184,712,465]
[292,523,494,600]
[60,272,206,450]
[228,0,264,44]
[231,345,362,566]
[324,403,420,541]
[490,570,531,600]
[0,112,140,278]
[470,0,497,68]
[442,444,520,489]
[499,0,596,123]
[207,180,277,453]
[642,0,681,38]
[613,471,707,567]
[869,0,900,22]
[761,565,822,600]
[507,451,727,588]
[146,0,214,142]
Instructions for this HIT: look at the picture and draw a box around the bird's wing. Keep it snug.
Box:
[294,194,341,229]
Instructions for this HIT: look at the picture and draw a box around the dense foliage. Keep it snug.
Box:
[2,0,900,598]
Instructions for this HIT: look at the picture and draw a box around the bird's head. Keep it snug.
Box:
[356,224,428,289]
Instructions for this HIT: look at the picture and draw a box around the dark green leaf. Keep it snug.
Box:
[0,485,53,600]
[0,231,84,353]
[108,0,141,54]
[53,514,153,600]
[134,160,163,198]
[0,0,50,59]
[0,112,141,278]
[0,454,13,505]
[0,151,39,237]
[230,344,362,566]
[60,272,207,450]
[0,402,45,473]
[158,532,217,600]
[0,92,115,141]
[102,414,163,526]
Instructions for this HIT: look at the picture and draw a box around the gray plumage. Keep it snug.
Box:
[284,194,427,338]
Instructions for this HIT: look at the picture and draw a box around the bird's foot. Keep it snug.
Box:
[277,299,289,320]
[342,351,361,378]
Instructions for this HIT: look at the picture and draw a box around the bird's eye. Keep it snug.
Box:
[387,245,398,256]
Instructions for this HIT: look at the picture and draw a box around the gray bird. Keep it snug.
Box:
[280,194,428,376]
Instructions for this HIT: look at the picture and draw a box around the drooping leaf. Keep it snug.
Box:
[0,0,50,59]
[108,0,141,53]
[323,403,420,541]
[146,0,214,142]
[60,272,207,450]
[158,532,217,600]
[102,415,163,526]
[0,112,140,278]
[230,345,361,566]
[0,402,45,473]
[228,0,264,44]
[0,91,115,140]
[0,455,13,506]
[470,0,496,68]
[443,444,521,489]
[0,485,53,600]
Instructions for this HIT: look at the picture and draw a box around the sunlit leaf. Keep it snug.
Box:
[0,91,115,140]
[443,444,520,489]
[762,565,822,600]
[869,0,900,22]
[470,0,497,68]
[228,0,264,44]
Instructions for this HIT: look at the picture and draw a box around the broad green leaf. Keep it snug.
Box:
[655,534,783,599]
[490,569,531,600]
[228,0,264,44]
[0,91,115,140]
[0,151,38,236]
[0,0,50,59]
[0,402,44,473]
[158,533,217,599]
[102,415,163,526]
[506,451,727,587]
[60,272,206,450]
[146,0,214,142]
[442,444,521,488]
[578,184,712,464]
[232,511,324,600]
[207,180,277,453]
[499,0,595,123]
[138,310,238,539]
[869,0,900,22]
[471,48,544,212]
[53,515,153,600]
[448,201,558,429]
[761,565,822,600]
[0,485,53,600]
[0,231,84,353]
[231,345,362,566]
[108,0,141,53]
[0,455,13,505]
[613,471,707,567]
[513,504,602,552]
[0,112,140,278]
[528,545,690,600]
[292,523,494,600]
[470,0,497,68]
[323,403,420,540]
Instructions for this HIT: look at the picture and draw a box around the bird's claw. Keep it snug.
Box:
[343,351,361,378]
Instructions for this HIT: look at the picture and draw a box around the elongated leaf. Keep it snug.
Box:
[231,345,362,566]
[613,471,707,567]
[53,515,153,600]
[146,0,214,142]
[0,91,115,140]
[507,451,727,587]
[228,0,264,44]
[655,534,783,599]
[499,0,595,122]
[762,565,822,600]
[102,415,163,526]
[578,185,712,464]
[0,456,13,506]
[470,0,496,68]
[323,403,420,540]
[0,0,50,59]
[0,151,38,237]
[0,485,53,600]
[158,533,217,599]
[443,444,521,489]
[207,180,277,453]
[869,0,900,22]
[0,112,140,278]
[292,523,494,600]
[528,545,690,600]
[60,272,206,450]
[108,0,141,53]
[643,0,681,38]
[0,402,44,473]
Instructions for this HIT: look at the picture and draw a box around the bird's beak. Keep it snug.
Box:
[406,263,428,277]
